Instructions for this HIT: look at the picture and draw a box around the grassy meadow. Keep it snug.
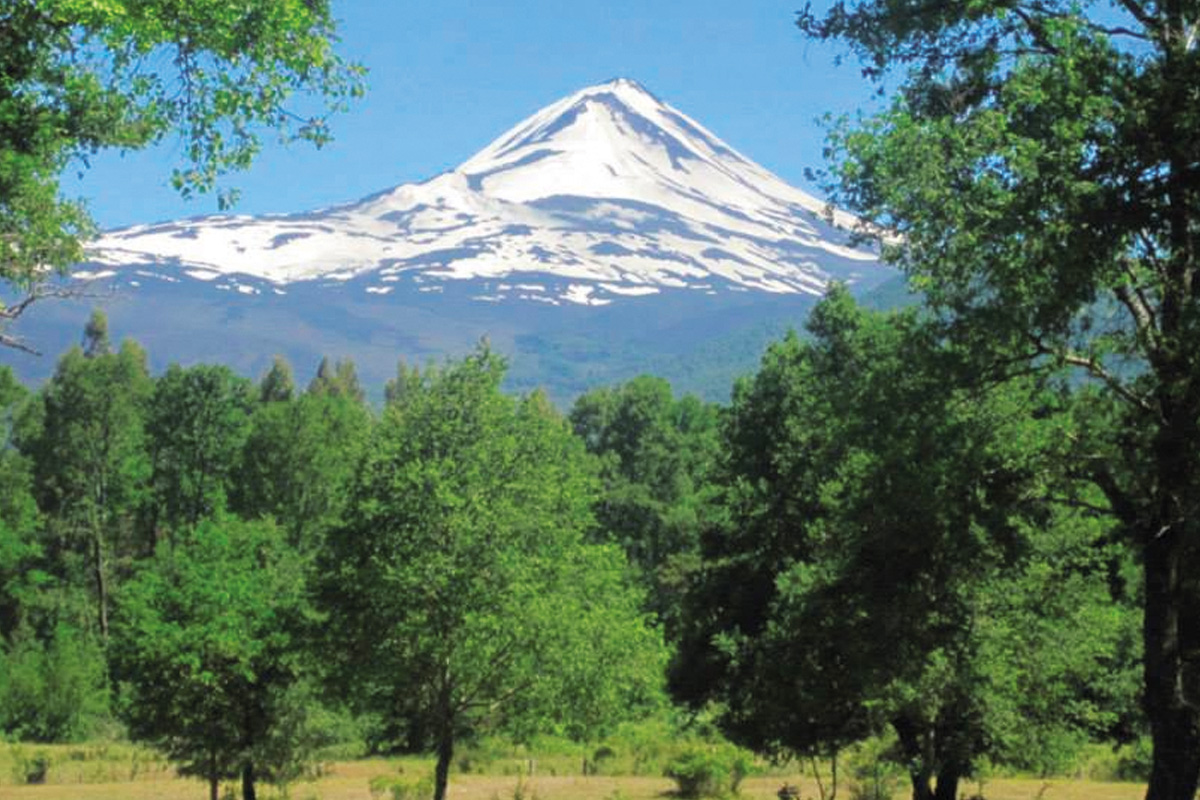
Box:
[0,742,1148,800]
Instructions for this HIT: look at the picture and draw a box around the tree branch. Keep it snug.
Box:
[1113,258,1160,349]
[1060,351,1157,417]
[1010,6,1062,55]
[0,330,41,355]
[460,675,538,716]
[0,283,106,354]
[1113,0,1158,35]
[1087,465,1141,527]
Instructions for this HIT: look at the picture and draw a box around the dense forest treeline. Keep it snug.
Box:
[0,298,1146,800]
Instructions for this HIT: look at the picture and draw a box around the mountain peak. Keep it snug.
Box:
[587,76,651,91]
[90,80,883,302]
[457,78,759,206]
[578,77,659,102]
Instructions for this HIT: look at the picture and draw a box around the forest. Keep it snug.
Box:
[0,298,1150,800]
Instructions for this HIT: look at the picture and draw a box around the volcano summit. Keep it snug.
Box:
[86,78,884,306]
[16,80,897,400]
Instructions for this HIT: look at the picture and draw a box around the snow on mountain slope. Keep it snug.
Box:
[88,79,883,305]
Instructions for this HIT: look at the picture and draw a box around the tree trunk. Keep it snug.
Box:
[434,727,454,800]
[1142,369,1200,800]
[893,718,934,800]
[209,772,219,800]
[241,761,257,800]
[91,526,108,640]
[907,771,934,800]
[1143,528,1200,800]
[933,767,959,800]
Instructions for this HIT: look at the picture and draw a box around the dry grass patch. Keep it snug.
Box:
[0,760,1150,800]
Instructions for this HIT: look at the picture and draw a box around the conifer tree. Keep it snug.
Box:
[258,356,296,404]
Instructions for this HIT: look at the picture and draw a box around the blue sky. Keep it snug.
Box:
[73,1,882,230]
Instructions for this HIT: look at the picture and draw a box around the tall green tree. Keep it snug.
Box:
[0,0,364,350]
[82,310,111,358]
[233,365,371,552]
[308,357,366,404]
[570,376,720,634]
[145,364,253,537]
[672,291,1135,800]
[0,363,115,742]
[111,516,311,800]
[0,620,110,743]
[798,0,1200,794]
[0,366,38,638]
[20,322,152,638]
[321,348,665,800]
[384,359,424,407]
[257,356,296,404]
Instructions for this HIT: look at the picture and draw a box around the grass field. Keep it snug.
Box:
[0,745,1148,800]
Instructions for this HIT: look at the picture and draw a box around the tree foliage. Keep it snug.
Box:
[0,366,38,639]
[672,290,1135,800]
[145,363,253,535]
[0,0,364,349]
[19,324,152,637]
[111,516,311,800]
[321,347,665,800]
[798,0,1200,793]
[570,376,720,634]
[233,365,371,552]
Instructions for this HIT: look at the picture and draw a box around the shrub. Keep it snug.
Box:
[1115,737,1153,782]
[588,745,617,775]
[664,745,752,798]
[843,737,903,800]
[8,748,50,784]
[369,773,434,800]
[0,625,109,742]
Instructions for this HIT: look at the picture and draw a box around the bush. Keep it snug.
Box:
[664,745,752,798]
[8,748,50,784]
[843,737,903,800]
[0,624,110,742]
[369,773,434,800]
[1115,737,1152,782]
[589,745,617,775]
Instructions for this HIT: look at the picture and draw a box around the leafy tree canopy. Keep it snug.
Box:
[18,328,152,637]
[570,375,721,635]
[111,515,311,800]
[321,346,665,800]
[0,0,364,349]
[798,0,1200,794]
[672,289,1136,800]
[233,374,371,552]
[146,363,253,535]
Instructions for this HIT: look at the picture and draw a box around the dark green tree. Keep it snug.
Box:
[20,332,152,638]
[111,516,311,800]
[233,384,371,552]
[0,0,364,350]
[0,621,109,742]
[0,366,38,638]
[145,364,253,536]
[82,310,111,358]
[672,290,1135,800]
[321,347,665,800]
[798,1,1200,794]
[384,359,424,407]
[257,356,296,404]
[0,365,113,742]
[569,375,720,634]
[307,357,366,404]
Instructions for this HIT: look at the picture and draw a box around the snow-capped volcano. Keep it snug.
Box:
[86,78,883,306]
